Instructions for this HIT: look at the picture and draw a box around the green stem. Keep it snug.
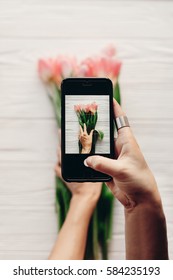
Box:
[92,208,99,260]
[55,176,71,228]
[114,80,121,105]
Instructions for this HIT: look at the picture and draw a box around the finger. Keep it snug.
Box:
[58,129,61,145]
[113,99,131,134]
[84,123,87,133]
[79,125,83,134]
[57,141,61,155]
[55,164,62,179]
[84,155,121,177]
[57,146,61,166]
[89,129,94,136]
[113,98,126,118]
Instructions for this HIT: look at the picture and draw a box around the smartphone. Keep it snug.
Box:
[61,77,114,182]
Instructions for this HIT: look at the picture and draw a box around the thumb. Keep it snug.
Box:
[84,155,120,177]
[90,129,94,136]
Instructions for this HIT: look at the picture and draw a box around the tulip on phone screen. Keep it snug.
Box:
[74,102,104,154]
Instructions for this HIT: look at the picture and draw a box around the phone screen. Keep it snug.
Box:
[65,95,110,154]
[61,78,114,182]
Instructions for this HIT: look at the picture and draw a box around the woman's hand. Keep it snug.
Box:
[84,99,161,209]
[79,123,94,154]
[55,146,102,207]
[84,99,168,260]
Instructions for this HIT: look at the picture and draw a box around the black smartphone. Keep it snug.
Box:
[61,77,114,182]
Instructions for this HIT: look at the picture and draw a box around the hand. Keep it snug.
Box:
[84,99,161,209]
[55,146,102,206]
[79,123,94,154]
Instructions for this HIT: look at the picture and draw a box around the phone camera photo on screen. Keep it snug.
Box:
[61,78,115,182]
[66,95,110,155]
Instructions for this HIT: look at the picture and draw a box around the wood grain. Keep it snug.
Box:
[0,0,173,260]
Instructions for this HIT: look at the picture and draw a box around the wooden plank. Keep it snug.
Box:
[0,162,55,194]
[0,208,57,235]
[0,120,58,162]
[1,38,173,63]
[0,119,173,162]
[0,251,49,260]
[0,1,173,39]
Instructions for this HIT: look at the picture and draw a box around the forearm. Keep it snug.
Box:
[49,195,96,260]
[125,195,168,260]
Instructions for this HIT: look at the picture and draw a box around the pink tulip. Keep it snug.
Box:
[111,60,121,82]
[51,58,62,85]
[78,53,121,85]
[84,102,98,114]
[38,59,53,83]
[38,56,78,87]
[58,55,78,78]
[74,104,82,112]
[74,102,98,114]
[78,58,97,77]
[98,56,121,83]
[90,102,98,114]
[38,45,122,88]
[84,104,91,113]
[102,44,116,57]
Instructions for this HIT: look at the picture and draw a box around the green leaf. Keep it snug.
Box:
[96,130,104,140]
[97,183,115,259]
[55,176,71,228]
[84,208,99,260]
[55,177,65,228]
[95,111,98,124]
[92,208,99,260]
[55,183,64,228]
[81,111,86,123]
[114,81,121,105]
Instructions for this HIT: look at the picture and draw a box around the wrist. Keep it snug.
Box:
[125,187,163,214]
[124,167,162,212]
[66,194,96,227]
[81,147,91,154]
[71,192,98,210]
[124,188,168,260]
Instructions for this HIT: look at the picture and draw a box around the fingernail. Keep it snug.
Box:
[84,157,92,167]
[84,159,88,167]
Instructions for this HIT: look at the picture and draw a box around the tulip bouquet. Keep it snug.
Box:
[74,102,104,154]
[38,45,121,259]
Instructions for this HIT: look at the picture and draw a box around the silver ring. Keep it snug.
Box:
[116,116,130,130]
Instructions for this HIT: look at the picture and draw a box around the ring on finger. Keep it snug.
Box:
[116,116,130,130]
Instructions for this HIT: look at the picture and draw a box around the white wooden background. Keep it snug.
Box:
[0,0,173,260]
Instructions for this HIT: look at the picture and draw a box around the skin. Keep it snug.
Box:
[79,123,94,154]
[48,147,102,260]
[84,99,169,260]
